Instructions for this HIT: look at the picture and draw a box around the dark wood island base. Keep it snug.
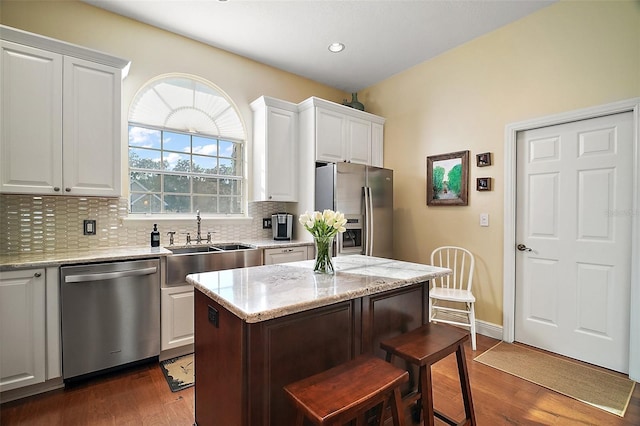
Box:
[194,281,428,426]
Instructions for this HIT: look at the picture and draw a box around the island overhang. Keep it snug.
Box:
[187,255,451,323]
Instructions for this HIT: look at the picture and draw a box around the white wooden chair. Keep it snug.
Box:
[429,246,477,350]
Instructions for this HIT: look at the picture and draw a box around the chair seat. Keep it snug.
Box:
[380,323,476,426]
[430,287,475,303]
[284,354,408,426]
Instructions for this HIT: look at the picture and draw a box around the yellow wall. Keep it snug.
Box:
[3,1,639,326]
[360,0,640,325]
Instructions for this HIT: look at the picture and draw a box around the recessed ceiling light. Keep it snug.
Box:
[328,42,345,53]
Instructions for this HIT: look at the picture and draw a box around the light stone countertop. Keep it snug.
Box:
[188,255,451,323]
[0,239,313,270]
[0,246,173,270]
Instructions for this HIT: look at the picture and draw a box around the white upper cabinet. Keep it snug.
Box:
[251,96,298,202]
[371,122,384,168]
[298,97,384,166]
[0,25,129,197]
[62,56,122,196]
[315,107,346,163]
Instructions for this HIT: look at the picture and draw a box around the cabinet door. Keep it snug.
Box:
[266,106,297,201]
[346,117,371,165]
[0,269,46,392]
[0,41,63,194]
[263,246,310,265]
[371,122,384,167]
[161,285,195,351]
[315,107,346,163]
[63,56,121,196]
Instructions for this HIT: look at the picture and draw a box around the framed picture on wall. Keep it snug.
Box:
[426,150,469,206]
[477,177,492,191]
[476,152,492,167]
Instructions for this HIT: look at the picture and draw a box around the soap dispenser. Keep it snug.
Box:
[151,224,160,247]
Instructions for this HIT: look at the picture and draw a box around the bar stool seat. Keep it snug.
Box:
[380,323,476,426]
[283,354,409,426]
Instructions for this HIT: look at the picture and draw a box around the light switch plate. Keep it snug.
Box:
[480,213,489,227]
[83,219,96,235]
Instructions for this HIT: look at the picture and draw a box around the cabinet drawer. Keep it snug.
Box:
[263,246,311,265]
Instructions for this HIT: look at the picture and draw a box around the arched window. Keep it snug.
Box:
[128,75,245,215]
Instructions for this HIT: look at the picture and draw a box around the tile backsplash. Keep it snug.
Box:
[0,194,294,254]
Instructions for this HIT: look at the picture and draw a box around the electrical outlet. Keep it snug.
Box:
[83,219,96,235]
[208,305,219,328]
[479,213,489,227]
[263,218,272,229]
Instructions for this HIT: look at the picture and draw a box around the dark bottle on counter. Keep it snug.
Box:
[151,224,160,247]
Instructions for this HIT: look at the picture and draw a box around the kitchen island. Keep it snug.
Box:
[188,255,450,426]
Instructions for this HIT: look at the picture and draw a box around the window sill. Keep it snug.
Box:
[122,214,253,225]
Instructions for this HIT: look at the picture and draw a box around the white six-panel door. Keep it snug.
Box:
[515,112,633,373]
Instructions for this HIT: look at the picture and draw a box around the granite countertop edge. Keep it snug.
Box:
[0,239,313,270]
[189,258,452,323]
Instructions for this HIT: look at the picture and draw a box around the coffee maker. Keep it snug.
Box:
[272,213,293,240]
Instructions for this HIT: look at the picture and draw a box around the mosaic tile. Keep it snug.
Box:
[0,194,295,254]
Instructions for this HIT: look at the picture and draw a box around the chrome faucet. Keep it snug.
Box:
[196,210,202,243]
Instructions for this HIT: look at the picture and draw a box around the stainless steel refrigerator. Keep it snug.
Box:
[315,162,393,258]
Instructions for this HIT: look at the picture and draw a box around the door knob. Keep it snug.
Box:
[516,244,532,252]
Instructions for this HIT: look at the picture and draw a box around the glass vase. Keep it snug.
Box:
[313,235,335,274]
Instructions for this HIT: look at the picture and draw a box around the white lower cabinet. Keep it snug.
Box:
[263,246,312,265]
[0,269,46,392]
[161,284,194,351]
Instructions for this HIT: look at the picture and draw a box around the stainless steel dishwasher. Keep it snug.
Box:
[60,259,160,380]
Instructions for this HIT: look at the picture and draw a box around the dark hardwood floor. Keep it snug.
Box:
[1,334,638,425]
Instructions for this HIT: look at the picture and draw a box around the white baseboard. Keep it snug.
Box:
[432,312,503,340]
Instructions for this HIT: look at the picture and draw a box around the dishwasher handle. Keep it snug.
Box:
[64,266,158,283]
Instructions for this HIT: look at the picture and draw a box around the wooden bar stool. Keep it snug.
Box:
[283,354,409,426]
[380,323,476,426]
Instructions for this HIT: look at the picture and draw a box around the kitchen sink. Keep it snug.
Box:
[165,243,261,286]
[210,244,255,251]
[168,246,214,254]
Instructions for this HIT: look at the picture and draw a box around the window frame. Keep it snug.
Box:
[126,73,247,218]
[128,123,245,216]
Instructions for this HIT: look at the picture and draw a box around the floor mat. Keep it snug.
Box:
[474,342,636,417]
[160,353,194,392]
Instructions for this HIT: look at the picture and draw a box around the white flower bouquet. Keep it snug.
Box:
[299,210,347,273]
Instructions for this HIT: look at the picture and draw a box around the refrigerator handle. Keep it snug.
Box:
[368,186,374,255]
[364,186,374,256]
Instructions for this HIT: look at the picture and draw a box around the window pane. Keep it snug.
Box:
[129,126,161,149]
[164,174,190,193]
[219,178,240,195]
[164,152,191,172]
[193,136,218,156]
[219,140,239,159]
[193,155,217,173]
[164,195,191,213]
[193,177,218,194]
[194,196,218,213]
[130,171,161,192]
[218,158,239,176]
[231,197,242,213]
[163,131,191,152]
[130,193,162,213]
[129,148,162,170]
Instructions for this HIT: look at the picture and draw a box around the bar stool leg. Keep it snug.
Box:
[455,343,476,426]
[390,387,405,426]
[420,364,436,426]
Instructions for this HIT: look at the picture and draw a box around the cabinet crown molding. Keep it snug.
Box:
[1,25,130,75]
[297,96,385,124]
[250,96,298,112]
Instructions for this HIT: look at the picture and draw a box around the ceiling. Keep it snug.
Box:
[82,0,556,93]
